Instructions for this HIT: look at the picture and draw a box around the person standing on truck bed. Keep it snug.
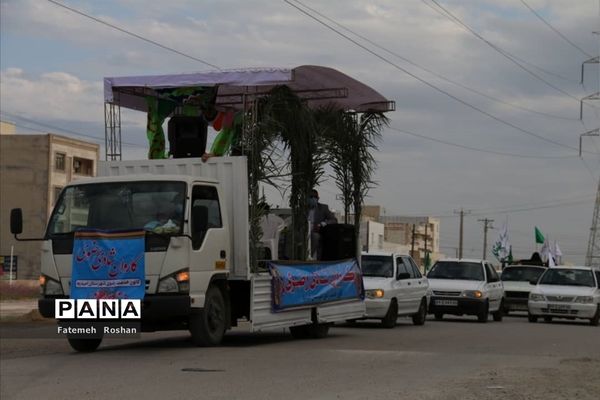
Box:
[308,189,337,260]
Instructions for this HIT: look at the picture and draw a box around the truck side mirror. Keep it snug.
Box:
[10,208,23,235]
[529,278,538,285]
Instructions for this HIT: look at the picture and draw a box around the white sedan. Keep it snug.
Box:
[359,252,429,328]
[528,266,600,326]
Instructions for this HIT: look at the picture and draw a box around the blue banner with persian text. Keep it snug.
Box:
[268,259,364,311]
[71,229,145,300]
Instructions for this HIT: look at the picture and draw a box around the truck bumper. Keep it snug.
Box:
[38,295,191,320]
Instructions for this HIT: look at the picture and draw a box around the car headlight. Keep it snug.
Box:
[461,290,484,299]
[529,293,545,301]
[158,269,190,293]
[574,296,594,304]
[40,275,64,296]
[365,289,385,299]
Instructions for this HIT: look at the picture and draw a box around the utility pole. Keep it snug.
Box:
[411,224,416,259]
[423,222,429,273]
[478,218,494,260]
[454,209,471,259]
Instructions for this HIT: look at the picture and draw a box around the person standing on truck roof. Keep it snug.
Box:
[308,189,338,260]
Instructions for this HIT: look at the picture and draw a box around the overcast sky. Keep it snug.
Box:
[1,0,599,264]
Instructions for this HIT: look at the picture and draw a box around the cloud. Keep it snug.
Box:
[0,68,103,121]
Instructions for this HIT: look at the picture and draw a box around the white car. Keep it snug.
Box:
[427,259,504,322]
[528,266,600,326]
[359,252,429,328]
[500,265,547,314]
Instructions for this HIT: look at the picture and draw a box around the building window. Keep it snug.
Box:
[73,157,94,176]
[55,152,66,172]
[53,186,63,205]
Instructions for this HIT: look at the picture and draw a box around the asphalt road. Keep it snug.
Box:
[1,314,598,400]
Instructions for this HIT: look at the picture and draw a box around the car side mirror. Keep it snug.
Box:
[397,272,410,280]
[529,278,538,285]
[10,208,23,235]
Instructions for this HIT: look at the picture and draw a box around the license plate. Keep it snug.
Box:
[549,304,571,310]
[435,299,458,306]
[513,304,528,310]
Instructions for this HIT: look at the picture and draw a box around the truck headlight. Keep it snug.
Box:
[40,275,64,296]
[529,293,545,301]
[574,296,594,304]
[365,289,385,298]
[461,290,483,299]
[158,269,190,293]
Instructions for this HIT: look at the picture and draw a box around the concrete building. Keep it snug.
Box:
[360,205,444,269]
[0,125,99,279]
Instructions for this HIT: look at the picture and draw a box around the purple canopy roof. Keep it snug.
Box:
[104,65,394,113]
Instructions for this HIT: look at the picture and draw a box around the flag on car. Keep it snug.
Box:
[492,218,510,262]
[552,241,562,265]
[540,239,555,267]
[534,226,545,244]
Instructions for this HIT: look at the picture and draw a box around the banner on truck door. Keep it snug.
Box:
[268,259,364,311]
[71,229,145,300]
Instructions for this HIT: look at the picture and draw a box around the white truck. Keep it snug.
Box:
[11,156,365,351]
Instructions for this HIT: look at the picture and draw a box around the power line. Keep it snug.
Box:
[45,0,221,70]
[284,0,599,154]
[424,0,588,103]
[519,0,593,58]
[388,126,578,159]
[290,0,579,121]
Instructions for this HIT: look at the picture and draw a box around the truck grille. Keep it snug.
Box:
[433,290,461,297]
[505,291,529,299]
[546,295,574,302]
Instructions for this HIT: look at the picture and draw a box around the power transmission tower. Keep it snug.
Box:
[586,177,600,267]
[454,208,471,259]
[478,218,494,260]
[580,30,600,267]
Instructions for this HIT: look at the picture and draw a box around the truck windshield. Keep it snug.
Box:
[538,269,595,287]
[361,256,394,278]
[47,181,186,235]
[427,261,484,281]
[501,266,545,282]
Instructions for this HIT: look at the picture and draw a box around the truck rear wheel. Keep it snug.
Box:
[68,338,102,353]
[190,285,227,346]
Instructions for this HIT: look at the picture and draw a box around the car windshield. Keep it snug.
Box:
[501,266,546,282]
[361,256,394,278]
[47,181,186,235]
[427,261,484,281]
[538,269,596,287]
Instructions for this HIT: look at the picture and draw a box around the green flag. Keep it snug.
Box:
[534,227,545,244]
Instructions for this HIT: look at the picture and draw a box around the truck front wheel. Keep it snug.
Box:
[190,285,228,346]
[68,338,102,352]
